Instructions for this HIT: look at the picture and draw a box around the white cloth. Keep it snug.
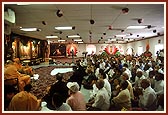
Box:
[139,86,157,110]
[144,67,153,78]
[92,87,110,111]
[50,68,73,76]
[134,75,146,88]
[67,82,79,92]
[103,79,111,98]
[99,62,106,70]
[154,80,164,95]
[123,68,132,80]
[90,84,98,98]
[107,69,115,79]
[90,79,111,99]
[95,68,100,78]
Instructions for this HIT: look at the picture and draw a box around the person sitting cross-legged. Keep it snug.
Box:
[110,80,132,111]
[8,84,41,111]
[41,92,72,111]
[86,79,110,111]
[66,82,86,111]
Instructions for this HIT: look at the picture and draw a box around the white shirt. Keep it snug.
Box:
[154,80,164,95]
[90,79,111,99]
[92,87,110,111]
[99,62,106,70]
[107,69,115,79]
[134,75,146,88]
[123,68,132,80]
[139,86,157,110]
[103,79,111,98]
[95,68,100,78]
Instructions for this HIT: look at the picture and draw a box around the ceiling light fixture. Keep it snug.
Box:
[42,21,47,25]
[147,25,152,29]
[90,19,95,25]
[72,26,76,30]
[55,26,73,30]
[59,31,62,34]
[90,5,95,25]
[127,25,147,29]
[37,28,41,31]
[115,34,127,37]
[153,30,157,33]
[138,19,143,24]
[68,35,80,38]
[56,10,63,17]
[46,35,58,38]
[20,28,38,31]
[78,42,84,44]
[109,26,112,30]
[122,8,129,14]
[58,39,65,42]
[74,39,83,42]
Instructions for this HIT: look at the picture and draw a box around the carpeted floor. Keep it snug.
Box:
[30,66,57,99]
[30,65,91,102]
[30,56,90,101]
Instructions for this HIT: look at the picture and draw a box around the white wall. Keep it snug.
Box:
[125,36,164,58]
[76,44,86,57]
[75,35,164,59]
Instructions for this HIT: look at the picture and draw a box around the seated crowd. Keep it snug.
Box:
[4,53,164,111]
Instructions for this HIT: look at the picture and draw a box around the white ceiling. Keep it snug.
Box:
[3,2,165,44]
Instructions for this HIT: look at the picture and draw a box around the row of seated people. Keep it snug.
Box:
[68,56,164,111]
[4,64,164,111]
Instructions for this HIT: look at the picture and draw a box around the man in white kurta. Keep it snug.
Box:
[139,79,157,110]
[92,87,110,111]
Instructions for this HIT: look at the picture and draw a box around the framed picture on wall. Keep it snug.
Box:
[50,43,66,57]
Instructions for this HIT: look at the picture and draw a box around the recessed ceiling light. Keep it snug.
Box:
[20,28,37,31]
[127,25,147,29]
[46,36,58,38]
[68,35,80,38]
[108,38,116,41]
[74,39,82,42]
[78,42,84,43]
[58,40,65,42]
[55,26,73,30]
[115,35,127,37]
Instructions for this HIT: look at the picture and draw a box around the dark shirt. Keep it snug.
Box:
[43,81,69,110]
[83,72,97,89]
